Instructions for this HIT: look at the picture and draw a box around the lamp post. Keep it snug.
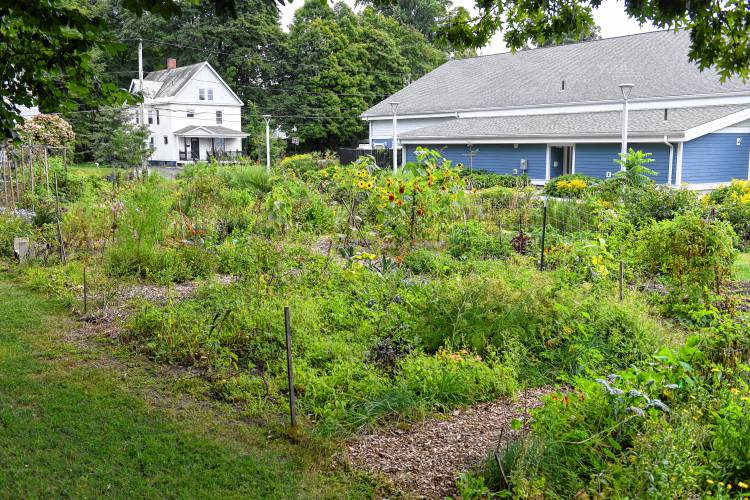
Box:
[262,114,271,173]
[618,83,634,169]
[389,101,400,174]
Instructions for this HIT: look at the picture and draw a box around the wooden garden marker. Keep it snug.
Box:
[54,172,67,264]
[284,306,297,427]
[619,261,625,301]
[43,147,50,195]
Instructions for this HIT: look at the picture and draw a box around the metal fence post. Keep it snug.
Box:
[539,198,548,271]
[284,306,297,427]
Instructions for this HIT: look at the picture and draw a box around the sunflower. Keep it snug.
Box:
[388,193,396,201]
[358,180,366,189]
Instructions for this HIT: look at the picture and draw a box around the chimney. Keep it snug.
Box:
[166,58,177,70]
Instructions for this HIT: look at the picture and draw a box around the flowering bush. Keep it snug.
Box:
[16,113,75,148]
[543,174,597,198]
[707,179,750,247]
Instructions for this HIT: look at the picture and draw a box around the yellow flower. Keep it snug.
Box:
[738,482,748,489]
[707,479,714,485]
[357,181,366,189]
[727,484,732,490]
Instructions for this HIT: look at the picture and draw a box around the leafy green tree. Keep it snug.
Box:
[90,107,153,168]
[356,0,452,43]
[0,0,248,139]
[615,149,657,188]
[438,0,750,80]
[535,24,601,47]
[280,0,445,150]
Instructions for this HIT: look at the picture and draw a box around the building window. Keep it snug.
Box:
[207,88,213,100]
[149,137,154,147]
[156,109,160,125]
[216,111,222,124]
[148,110,154,125]
[199,88,206,100]
[163,136,168,145]
[215,138,225,151]
[187,109,194,118]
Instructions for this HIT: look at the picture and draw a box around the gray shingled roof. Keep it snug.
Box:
[174,125,248,137]
[145,63,205,99]
[399,105,750,140]
[363,31,750,118]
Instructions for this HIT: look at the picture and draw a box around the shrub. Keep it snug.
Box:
[634,213,736,298]
[543,174,598,198]
[0,213,31,258]
[402,248,439,274]
[624,185,701,225]
[462,169,530,189]
[448,221,503,259]
[707,179,750,247]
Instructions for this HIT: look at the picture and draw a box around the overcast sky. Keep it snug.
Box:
[279,0,659,54]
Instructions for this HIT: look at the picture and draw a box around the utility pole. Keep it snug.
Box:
[263,114,271,173]
[618,83,634,167]
[138,39,147,173]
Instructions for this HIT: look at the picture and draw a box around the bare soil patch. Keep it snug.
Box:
[347,387,550,499]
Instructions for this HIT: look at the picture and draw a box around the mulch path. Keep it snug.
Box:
[347,387,550,499]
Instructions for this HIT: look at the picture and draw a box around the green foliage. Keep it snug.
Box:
[543,174,597,198]
[624,184,701,225]
[219,163,271,194]
[448,220,503,259]
[89,107,153,169]
[614,149,657,188]
[707,179,750,247]
[635,212,736,299]
[16,114,75,148]
[462,170,530,189]
[0,213,31,258]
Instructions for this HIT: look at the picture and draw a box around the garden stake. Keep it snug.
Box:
[284,306,297,427]
[619,261,625,301]
[539,199,548,271]
[83,266,88,315]
[54,172,67,264]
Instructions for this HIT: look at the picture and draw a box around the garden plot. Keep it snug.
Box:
[348,387,548,498]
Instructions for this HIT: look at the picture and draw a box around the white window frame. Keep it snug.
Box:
[198,88,206,100]
[163,136,168,145]
[216,110,222,125]
[207,88,213,100]
[187,109,195,118]
[148,109,154,125]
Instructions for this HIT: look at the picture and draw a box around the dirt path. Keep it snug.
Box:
[347,387,550,498]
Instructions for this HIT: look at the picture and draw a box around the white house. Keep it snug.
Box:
[129,59,247,165]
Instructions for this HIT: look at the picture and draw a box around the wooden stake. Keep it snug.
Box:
[29,145,34,194]
[619,261,625,301]
[54,172,67,264]
[44,146,50,195]
[284,306,297,427]
[539,200,548,271]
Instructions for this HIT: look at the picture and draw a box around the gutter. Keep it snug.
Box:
[664,135,674,186]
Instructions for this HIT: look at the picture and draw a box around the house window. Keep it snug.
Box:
[187,109,194,118]
[215,138,225,151]
[156,109,160,125]
[149,137,154,147]
[216,111,222,124]
[207,88,213,100]
[199,88,206,100]
[163,136,168,145]
[148,110,154,125]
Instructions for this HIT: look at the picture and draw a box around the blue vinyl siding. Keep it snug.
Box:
[405,144,548,179]
[682,133,750,184]
[574,143,671,183]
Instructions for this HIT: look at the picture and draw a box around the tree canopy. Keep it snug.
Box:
[438,0,750,80]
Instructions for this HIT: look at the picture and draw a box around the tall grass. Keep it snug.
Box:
[220,164,271,194]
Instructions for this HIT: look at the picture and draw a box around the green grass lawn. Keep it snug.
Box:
[0,275,378,498]
[734,253,750,282]
[68,162,115,179]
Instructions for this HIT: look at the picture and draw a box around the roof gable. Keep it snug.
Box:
[364,30,750,118]
[144,62,243,105]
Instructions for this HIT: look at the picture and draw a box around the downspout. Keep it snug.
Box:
[663,136,674,186]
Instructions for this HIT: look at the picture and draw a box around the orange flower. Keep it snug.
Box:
[388,193,396,202]
[398,185,405,194]
[396,199,404,206]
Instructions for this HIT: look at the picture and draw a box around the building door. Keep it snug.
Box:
[190,138,200,160]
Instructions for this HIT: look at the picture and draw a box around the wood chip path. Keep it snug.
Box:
[347,387,549,499]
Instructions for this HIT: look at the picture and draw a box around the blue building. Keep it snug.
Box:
[361,31,750,190]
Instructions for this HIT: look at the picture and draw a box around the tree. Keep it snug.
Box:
[0,0,261,139]
[280,0,445,150]
[90,107,152,168]
[536,24,601,47]
[356,0,453,43]
[17,114,75,149]
[438,0,750,80]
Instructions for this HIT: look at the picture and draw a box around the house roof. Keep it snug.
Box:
[144,62,206,99]
[363,30,750,118]
[398,104,750,141]
[173,125,248,138]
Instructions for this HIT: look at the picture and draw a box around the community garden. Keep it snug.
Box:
[1,146,749,498]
